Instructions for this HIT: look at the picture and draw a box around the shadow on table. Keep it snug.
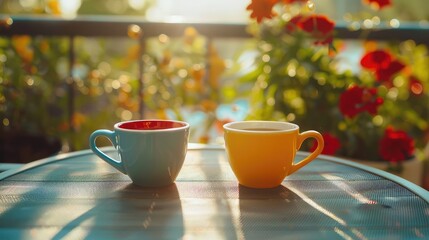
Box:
[52,183,184,239]
[238,184,340,239]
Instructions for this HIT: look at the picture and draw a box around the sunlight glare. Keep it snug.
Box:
[128,0,146,10]
[288,186,347,226]
[321,174,377,205]
[59,0,82,19]
[146,0,249,23]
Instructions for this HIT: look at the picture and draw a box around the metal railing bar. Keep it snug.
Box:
[0,15,251,38]
[138,36,145,118]
[67,36,76,150]
[1,16,428,44]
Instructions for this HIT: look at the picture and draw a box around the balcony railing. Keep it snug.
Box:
[3,16,429,41]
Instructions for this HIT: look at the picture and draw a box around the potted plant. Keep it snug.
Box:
[236,0,429,184]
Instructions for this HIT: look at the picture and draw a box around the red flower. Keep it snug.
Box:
[360,50,392,70]
[360,50,405,86]
[374,60,405,85]
[299,15,335,35]
[379,127,414,163]
[409,75,424,95]
[363,0,392,9]
[246,0,278,23]
[310,133,341,155]
[286,15,304,32]
[285,14,335,45]
[339,85,384,118]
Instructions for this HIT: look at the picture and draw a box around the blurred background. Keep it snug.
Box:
[0,0,428,187]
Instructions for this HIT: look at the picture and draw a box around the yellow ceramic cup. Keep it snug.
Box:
[223,121,324,188]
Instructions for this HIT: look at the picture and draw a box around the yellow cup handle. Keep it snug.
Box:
[289,130,324,175]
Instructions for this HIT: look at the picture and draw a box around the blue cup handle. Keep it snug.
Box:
[89,130,126,174]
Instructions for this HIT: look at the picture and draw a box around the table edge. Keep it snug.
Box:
[1,144,427,203]
[315,153,429,202]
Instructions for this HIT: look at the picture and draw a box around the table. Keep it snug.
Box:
[0,144,428,239]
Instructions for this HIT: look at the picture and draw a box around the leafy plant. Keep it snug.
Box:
[238,0,429,169]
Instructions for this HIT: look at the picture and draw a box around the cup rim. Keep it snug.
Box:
[223,121,299,133]
[114,119,190,132]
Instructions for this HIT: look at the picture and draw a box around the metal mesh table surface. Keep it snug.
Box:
[0,146,428,239]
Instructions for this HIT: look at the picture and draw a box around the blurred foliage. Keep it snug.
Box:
[0,35,140,150]
[0,0,230,152]
[238,0,429,164]
[0,36,68,135]
[141,28,228,143]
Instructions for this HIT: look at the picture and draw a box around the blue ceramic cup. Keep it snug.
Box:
[89,119,190,187]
